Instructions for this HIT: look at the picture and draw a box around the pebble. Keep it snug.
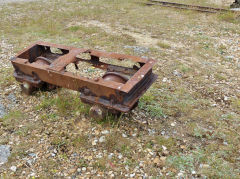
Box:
[224,96,229,101]
[200,164,210,169]
[122,133,127,138]
[173,70,182,77]
[69,168,76,174]
[162,150,169,156]
[162,78,167,82]
[92,139,98,146]
[108,153,114,159]
[0,145,11,165]
[153,157,160,165]
[26,159,34,167]
[10,166,17,172]
[101,130,109,135]
[118,154,123,159]
[51,153,56,157]
[162,145,167,151]
[99,136,106,143]
[53,149,57,154]
[130,173,135,177]
[177,172,184,177]
[82,167,86,171]
[30,173,36,177]
[171,122,176,127]
[28,153,37,158]
[0,100,6,118]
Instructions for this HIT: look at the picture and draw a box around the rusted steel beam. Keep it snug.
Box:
[10,42,157,113]
[147,0,232,13]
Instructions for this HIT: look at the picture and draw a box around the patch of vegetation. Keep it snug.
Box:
[157,41,171,49]
[0,110,24,127]
[0,68,15,87]
[214,73,226,81]
[95,112,123,127]
[155,136,178,153]
[167,149,239,178]
[93,157,108,171]
[139,90,165,118]
[232,98,240,110]
[218,12,237,23]
[78,159,88,168]
[35,90,90,116]
[8,142,29,163]
[178,64,192,73]
[71,134,89,148]
[103,131,131,153]
[50,136,69,154]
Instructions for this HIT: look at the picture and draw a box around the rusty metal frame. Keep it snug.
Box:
[11,41,157,112]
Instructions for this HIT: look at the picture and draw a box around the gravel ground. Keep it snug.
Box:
[0,0,239,178]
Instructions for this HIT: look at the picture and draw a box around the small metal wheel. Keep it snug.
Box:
[89,104,122,120]
[89,105,107,120]
[20,82,35,95]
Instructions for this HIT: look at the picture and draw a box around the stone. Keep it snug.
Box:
[130,173,135,177]
[92,139,98,146]
[0,145,10,165]
[162,145,167,151]
[171,122,176,127]
[10,166,17,172]
[26,159,34,167]
[162,150,169,156]
[108,153,114,159]
[118,154,123,159]
[28,153,36,158]
[122,133,127,138]
[153,157,160,165]
[180,145,186,150]
[201,164,210,169]
[51,153,56,157]
[153,157,166,168]
[0,100,6,118]
[177,172,184,177]
[173,70,182,77]
[30,173,36,177]
[99,136,106,143]
[69,168,76,174]
[162,78,167,82]
[101,130,109,135]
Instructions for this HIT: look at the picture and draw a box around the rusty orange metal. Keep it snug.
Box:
[10,41,157,113]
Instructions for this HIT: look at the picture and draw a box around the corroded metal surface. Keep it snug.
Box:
[10,41,157,113]
[231,0,240,8]
[147,0,233,13]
